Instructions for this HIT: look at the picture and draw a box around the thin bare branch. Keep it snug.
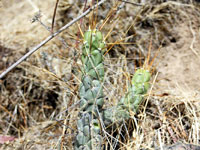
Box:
[0,0,106,79]
[118,0,144,6]
[51,0,60,33]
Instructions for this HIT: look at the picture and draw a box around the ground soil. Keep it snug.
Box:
[156,18,200,95]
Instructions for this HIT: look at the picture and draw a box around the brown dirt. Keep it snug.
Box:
[156,15,200,95]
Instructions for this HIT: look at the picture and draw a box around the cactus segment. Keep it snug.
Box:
[103,68,151,125]
[75,30,105,150]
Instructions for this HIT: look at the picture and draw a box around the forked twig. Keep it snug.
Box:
[0,0,105,79]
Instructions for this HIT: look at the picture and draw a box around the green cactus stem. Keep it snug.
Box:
[103,68,151,125]
[74,29,105,150]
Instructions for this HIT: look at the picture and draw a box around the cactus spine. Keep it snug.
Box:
[75,29,105,150]
[103,68,151,125]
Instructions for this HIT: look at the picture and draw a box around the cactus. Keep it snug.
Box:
[74,29,105,150]
[74,28,152,150]
[103,68,151,125]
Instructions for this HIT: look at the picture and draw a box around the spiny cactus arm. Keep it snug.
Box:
[130,68,150,111]
[74,30,105,150]
[103,68,151,125]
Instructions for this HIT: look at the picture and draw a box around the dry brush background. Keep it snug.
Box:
[0,0,200,149]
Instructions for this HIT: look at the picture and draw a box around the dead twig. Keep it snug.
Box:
[118,0,144,6]
[0,0,105,79]
[51,0,60,33]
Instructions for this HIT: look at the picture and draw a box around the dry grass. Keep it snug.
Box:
[0,0,200,149]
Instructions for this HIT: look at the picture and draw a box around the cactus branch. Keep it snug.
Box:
[74,30,105,150]
[103,68,151,125]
